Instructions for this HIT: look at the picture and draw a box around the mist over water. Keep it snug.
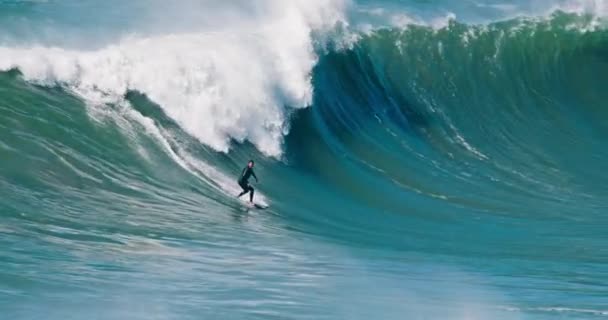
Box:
[1,0,607,319]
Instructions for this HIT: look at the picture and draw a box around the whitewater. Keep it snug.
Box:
[0,0,607,319]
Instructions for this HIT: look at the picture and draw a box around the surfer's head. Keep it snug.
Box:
[248,160,254,168]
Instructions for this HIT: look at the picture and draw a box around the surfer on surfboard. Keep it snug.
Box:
[237,160,258,203]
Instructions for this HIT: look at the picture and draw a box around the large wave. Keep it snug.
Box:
[1,0,606,159]
[2,1,607,217]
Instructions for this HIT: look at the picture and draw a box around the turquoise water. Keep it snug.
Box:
[1,1,608,319]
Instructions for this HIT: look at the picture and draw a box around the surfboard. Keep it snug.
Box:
[253,203,268,209]
[244,201,268,210]
[236,196,268,209]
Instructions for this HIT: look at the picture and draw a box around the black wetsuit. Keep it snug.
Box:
[237,166,257,202]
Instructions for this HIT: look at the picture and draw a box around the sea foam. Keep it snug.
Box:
[0,0,348,157]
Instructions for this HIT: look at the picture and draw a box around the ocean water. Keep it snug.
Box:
[0,0,607,319]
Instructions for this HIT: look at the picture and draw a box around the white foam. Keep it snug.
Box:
[362,0,608,33]
[0,0,348,158]
[499,305,608,316]
[558,0,608,16]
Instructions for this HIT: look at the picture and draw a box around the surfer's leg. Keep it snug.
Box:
[237,182,249,197]
[249,186,254,202]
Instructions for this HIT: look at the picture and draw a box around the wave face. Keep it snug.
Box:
[1,1,608,319]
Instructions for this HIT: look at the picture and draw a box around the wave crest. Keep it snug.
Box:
[0,0,348,157]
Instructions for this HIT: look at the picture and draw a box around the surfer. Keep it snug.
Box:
[237,160,258,203]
